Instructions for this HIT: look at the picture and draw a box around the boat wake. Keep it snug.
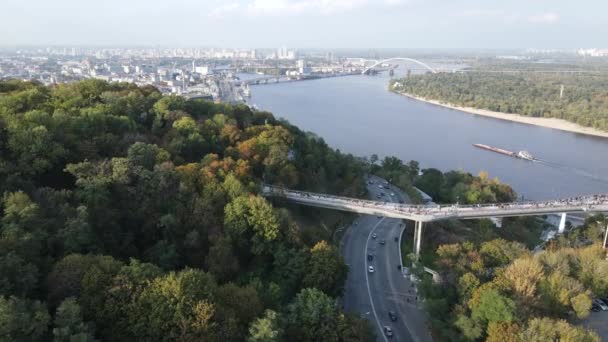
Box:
[535,158,608,185]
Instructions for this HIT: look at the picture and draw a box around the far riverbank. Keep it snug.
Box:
[396,92,608,139]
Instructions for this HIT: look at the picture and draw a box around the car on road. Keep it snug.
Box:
[372,233,377,239]
[593,299,608,311]
[410,274,420,283]
[394,237,398,242]
[391,192,395,196]
[376,194,381,199]
[380,192,385,196]
[388,311,398,321]
[368,266,374,273]
[378,185,383,189]
[367,254,373,261]
[380,240,386,245]
[592,303,602,312]
[383,326,393,338]
[398,200,404,203]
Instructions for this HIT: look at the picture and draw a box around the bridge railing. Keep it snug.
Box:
[262,184,411,209]
[262,184,608,218]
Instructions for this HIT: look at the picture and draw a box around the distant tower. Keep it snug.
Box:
[559,84,564,99]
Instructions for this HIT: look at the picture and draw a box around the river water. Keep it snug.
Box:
[248,73,608,200]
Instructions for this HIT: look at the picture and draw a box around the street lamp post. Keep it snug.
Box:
[603,224,608,250]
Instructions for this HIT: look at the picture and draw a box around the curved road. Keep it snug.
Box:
[342,175,432,342]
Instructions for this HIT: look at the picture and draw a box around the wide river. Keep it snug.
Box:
[248,73,608,200]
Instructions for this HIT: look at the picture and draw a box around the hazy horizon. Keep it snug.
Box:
[2,0,606,49]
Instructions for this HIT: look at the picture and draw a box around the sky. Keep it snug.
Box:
[1,0,606,48]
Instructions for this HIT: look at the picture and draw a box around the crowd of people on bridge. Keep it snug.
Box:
[263,186,608,218]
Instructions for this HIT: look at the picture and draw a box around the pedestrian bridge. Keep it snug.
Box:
[262,184,608,258]
[262,184,608,223]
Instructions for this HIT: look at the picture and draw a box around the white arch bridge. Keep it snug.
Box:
[362,57,438,75]
[261,184,608,257]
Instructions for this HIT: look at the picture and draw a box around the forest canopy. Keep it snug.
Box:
[0,79,372,341]
[391,62,608,131]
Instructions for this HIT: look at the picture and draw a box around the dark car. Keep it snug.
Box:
[367,254,373,261]
[592,303,601,312]
[380,240,386,245]
[394,237,398,242]
[388,311,398,322]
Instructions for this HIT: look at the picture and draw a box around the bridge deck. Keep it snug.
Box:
[262,185,608,222]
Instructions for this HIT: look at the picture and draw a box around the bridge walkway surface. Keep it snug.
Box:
[262,184,608,222]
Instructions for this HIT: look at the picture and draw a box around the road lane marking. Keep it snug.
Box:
[384,187,418,341]
[365,217,388,342]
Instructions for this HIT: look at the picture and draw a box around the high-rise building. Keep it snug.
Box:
[277,46,297,60]
[278,46,288,59]
[195,66,209,75]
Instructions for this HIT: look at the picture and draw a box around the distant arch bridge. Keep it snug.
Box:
[362,57,438,75]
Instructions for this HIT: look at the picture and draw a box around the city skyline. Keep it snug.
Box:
[1,0,606,48]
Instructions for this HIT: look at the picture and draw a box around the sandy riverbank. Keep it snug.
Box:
[398,92,608,139]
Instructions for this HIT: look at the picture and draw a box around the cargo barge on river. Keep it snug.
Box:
[473,144,535,161]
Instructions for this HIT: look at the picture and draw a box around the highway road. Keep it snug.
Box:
[342,175,432,342]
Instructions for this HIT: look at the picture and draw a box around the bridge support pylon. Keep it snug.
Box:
[413,221,423,260]
[558,213,567,234]
[490,217,503,228]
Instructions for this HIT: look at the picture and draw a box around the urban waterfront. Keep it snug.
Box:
[250,73,608,200]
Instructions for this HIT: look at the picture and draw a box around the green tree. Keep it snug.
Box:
[224,195,280,255]
[127,142,169,170]
[47,254,122,308]
[479,239,528,268]
[454,314,482,341]
[248,310,282,342]
[0,296,50,342]
[471,288,515,324]
[129,268,217,341]
[458,273,480,304]
[571,292,592,319]
[520,317,599,342]
[206,236,239,282]
[415,168,443,200]
[215,283,263,341]
[53,297,96,342]
[502,257,544,299]
[57,206,97,254]
[337,313,375,342]
[302,240,348,297]
[0,252,38,297]
[486,322,520,342]
[91,259,162,341]
[285,288,340,342]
